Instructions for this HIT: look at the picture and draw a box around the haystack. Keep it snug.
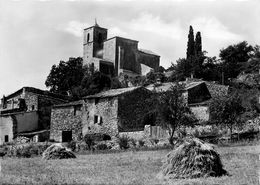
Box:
[160,137,227,179]
[42,143,76,160]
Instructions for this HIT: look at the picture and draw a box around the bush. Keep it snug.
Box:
[84,135,95,150]
[117,135,130,149]
[138,139,145,147]
[67,141,77,151]
[6,143,51,158]
[129,138,136,148]
[96,143,108,150]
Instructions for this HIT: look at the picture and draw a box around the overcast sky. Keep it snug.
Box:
[0,0,259,97]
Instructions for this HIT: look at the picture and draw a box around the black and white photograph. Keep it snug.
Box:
[0,0,260,184]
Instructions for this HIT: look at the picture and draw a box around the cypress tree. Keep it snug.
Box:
[186,25,195,59]
[195,31,202,56]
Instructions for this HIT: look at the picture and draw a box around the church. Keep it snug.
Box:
[83,22,160,77]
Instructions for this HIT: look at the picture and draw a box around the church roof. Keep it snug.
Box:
[85,86,147,99]
[139,49,160,57]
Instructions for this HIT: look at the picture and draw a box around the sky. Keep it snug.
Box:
[0,0,260,97]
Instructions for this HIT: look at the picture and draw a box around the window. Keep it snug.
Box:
[73,105,81,116]
[95,98,100,105]
[94,115,103,125]
[98,33,102,44]
[5,135,8,142]
[87,33,90,42]
[94,115,98,124]
[62,131,72,142]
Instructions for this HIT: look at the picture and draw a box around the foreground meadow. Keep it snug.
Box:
[0,144,259,185]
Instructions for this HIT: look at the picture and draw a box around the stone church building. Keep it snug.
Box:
[83,22,160,77]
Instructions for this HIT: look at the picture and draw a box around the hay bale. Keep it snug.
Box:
[42,143,76,160]
[160,137,227,179]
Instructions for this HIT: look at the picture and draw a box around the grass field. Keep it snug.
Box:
[0,144,259,185]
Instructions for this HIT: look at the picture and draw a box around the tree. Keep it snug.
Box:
[45,57,84,95]
[219,41,253,82]
[195,31,202,56]
[209,92,244,140]
[45,58,113,99]
[186,25,195,59]
[155,83,197,144]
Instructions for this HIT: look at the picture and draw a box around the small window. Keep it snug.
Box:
[95,98,100,105]
[73,106,81,116]
[94,115,103,125]
[5,135,8,142]
[94,115,98,124]
[98,33,102,44]
[87,33,90,42]
[99,117,103,125]
[31,105,35,111]
[62,131,72,142]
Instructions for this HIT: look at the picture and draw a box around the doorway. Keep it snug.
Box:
[62,131,72,142]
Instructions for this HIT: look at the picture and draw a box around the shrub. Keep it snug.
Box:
[138,139,145,147]
[6,143,51,158]
[129,138,136,148]
[117,135,129,149]
[67,141,77,151]
[96,143,108,150]
[84,135,95,150]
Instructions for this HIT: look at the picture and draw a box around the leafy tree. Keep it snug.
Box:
[45,57,84,95]
[209,92,244,140]
[45,58,113,99]
[186,25,195,59]
[219,41,253,82]
[155,83,197,144]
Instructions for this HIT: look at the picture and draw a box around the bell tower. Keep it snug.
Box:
[83,20,107,66]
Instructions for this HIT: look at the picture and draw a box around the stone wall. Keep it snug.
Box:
[136,51,160,72]
[0,116,13,144]
[82,97,119,137]
[118,88,153,132]
[38,95,67,130]
[103,38,116,63]
[15,111,39,133]
[190,105,209,121]
[50,105,83,142]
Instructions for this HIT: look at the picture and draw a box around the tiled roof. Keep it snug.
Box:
[53,100,84,108]
[205,82,229,98]
[145,81,205,92]
[3,87,71,101]
[85,86,142,99]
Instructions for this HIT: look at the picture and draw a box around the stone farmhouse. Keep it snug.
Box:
[83,22,160,77]
[146,81,212,121]
[0,87,70,144]
[50,87,153,142]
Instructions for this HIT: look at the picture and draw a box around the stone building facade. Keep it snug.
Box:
[0,87,70,144]
[83,22,160,76]
[82,87,153,137]
[50,100,83,142]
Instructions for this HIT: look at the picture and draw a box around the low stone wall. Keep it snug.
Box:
[118,131,145,140]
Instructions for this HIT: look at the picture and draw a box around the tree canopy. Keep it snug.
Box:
[209,92,244,139]
[45,57,116,99]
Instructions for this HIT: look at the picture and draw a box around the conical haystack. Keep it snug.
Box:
[42,143,76,160]
[160,137,227,179]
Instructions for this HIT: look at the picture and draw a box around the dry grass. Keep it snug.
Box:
[0,144,259,185]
